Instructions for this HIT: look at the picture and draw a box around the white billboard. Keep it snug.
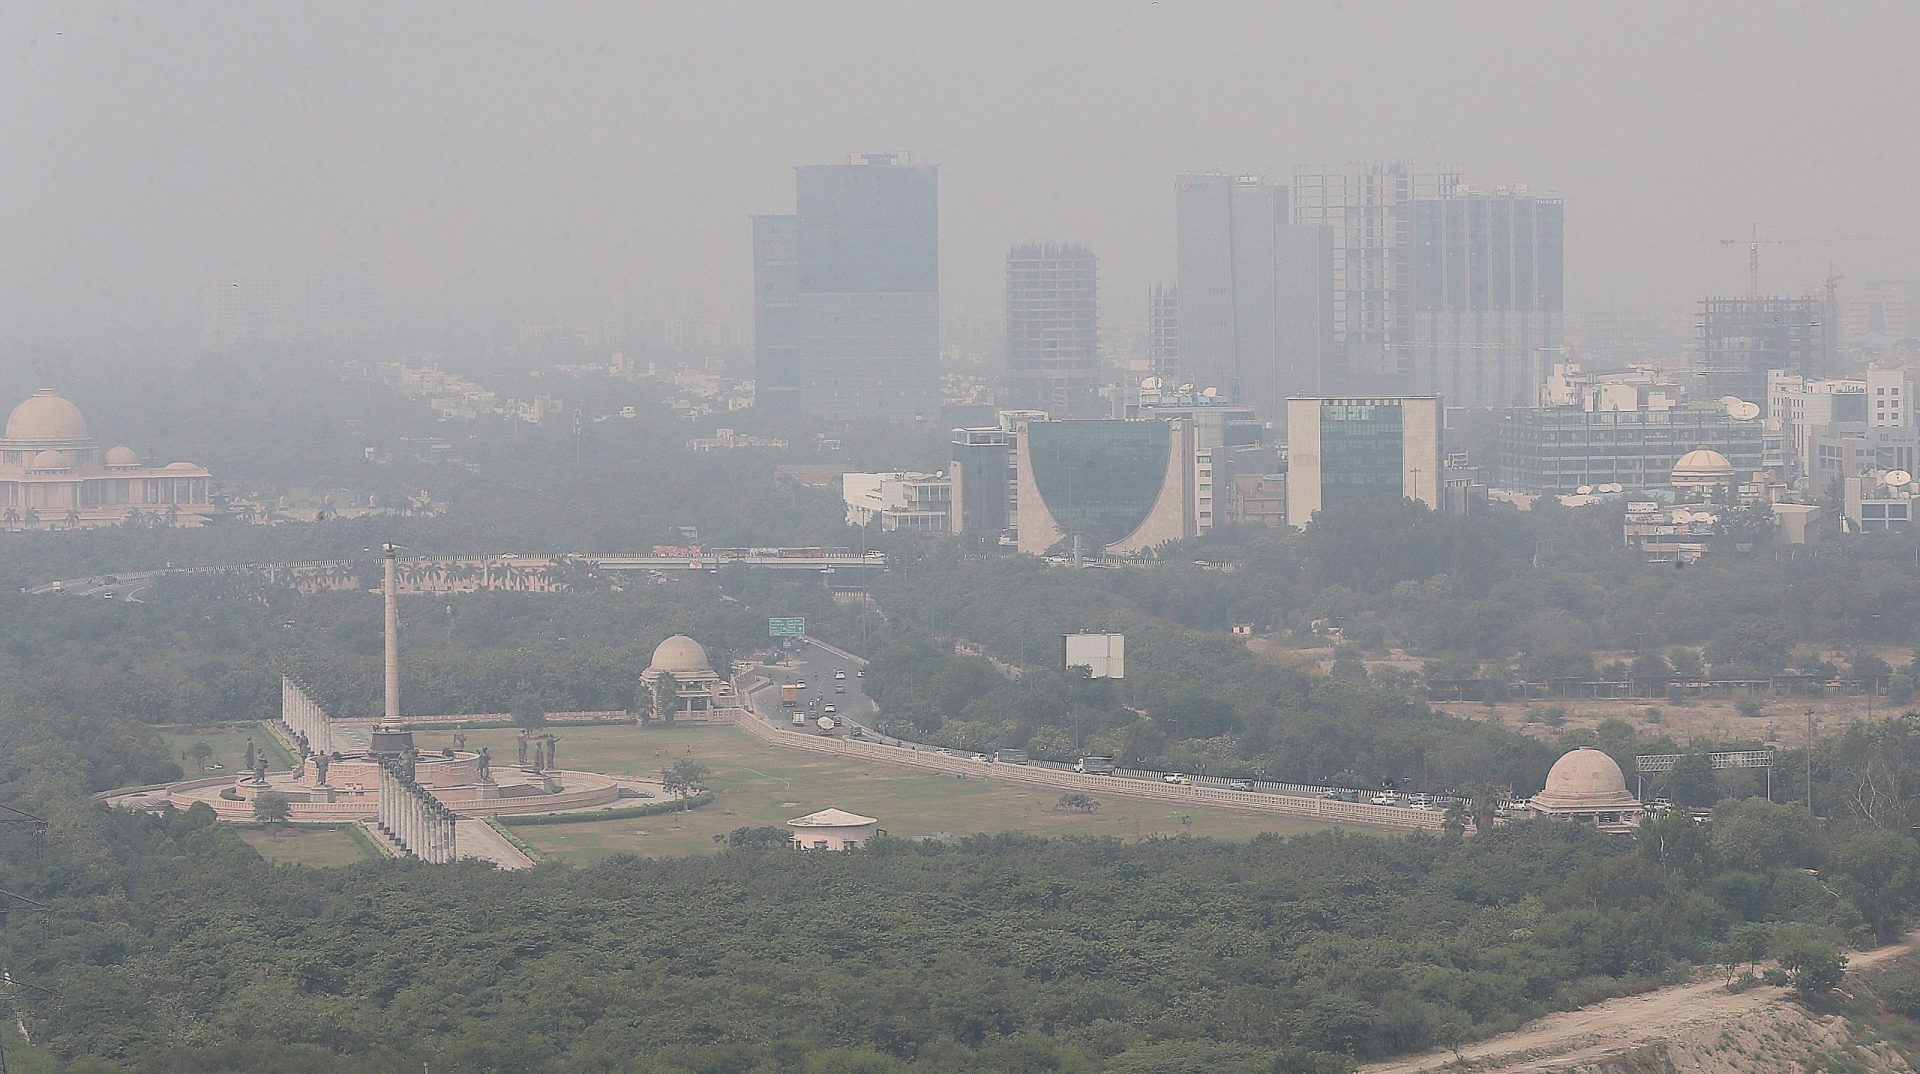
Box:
[1063,632,1125,679]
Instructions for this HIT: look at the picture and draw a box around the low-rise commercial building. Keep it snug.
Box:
[1495,406,1763,494]
[843,472,952,532]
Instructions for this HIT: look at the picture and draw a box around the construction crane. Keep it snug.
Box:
[1720,224,1874,300]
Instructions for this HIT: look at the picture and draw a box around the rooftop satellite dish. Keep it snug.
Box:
[1576,484,1594,495]
[1728,400,1762,421]
[1718,395,1741,407]
[1202,386,1219,398]
[1602,482,1625,494]
[1141,376,1163,391]
[1888,470,1914,488]
[1672,510,1694,523]
[1178,383,1195,394]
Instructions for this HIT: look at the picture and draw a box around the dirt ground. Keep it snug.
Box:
[1244,636,1896,748]
[1359,933,1920,1074]
[1432,695,1887,749]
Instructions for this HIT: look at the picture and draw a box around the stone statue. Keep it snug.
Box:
[252,756,268,784]
[453,731,467,751]
[313,754,330,785]
[243,738,257,773]
[516,730,529,765]
[532,741,546,771]
[547,735,560,767]
[477,747,493,783]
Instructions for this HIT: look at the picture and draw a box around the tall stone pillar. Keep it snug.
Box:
[383,548,401,721]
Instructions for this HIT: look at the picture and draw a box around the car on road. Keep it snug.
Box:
[1227,779,1255,791]
[1162,773,1192,786]
[970,753,990,763]
[822,704,836,715]
[795,680,807,689]
[835,670,847,680]
[935,748,954,756]
[835,683,846,693]
[856,669,865,677]
[1369,792,1399,805]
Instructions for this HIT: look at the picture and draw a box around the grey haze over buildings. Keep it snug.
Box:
[6,1,1919,353]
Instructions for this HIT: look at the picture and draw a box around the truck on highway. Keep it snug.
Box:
[791,713,807,727]
[1073,756,1115,775]
[993,749,1029,765]
[780,684,800,707]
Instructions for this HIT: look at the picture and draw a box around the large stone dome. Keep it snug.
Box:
[30,449,73,471]
[1530,747,1640,812]
[103,446,139,467]
[5,390,90,443]
[648,634,713,676]
[1671,447,1734,487]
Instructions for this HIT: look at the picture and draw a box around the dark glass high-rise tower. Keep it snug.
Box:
[754,153,939,423]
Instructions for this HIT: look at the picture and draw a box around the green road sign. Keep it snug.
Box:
[769,617,806,637]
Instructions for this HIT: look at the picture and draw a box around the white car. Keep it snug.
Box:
[835,670,847,680]
[1162,773,1192,786]
[822,704,836,715]
[971,753,990,763]
[1370,793,1399,805]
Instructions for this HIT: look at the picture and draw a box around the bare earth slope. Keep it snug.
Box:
[1360,933,1919,1074]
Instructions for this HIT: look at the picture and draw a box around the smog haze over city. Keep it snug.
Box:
[6,1,1919,351]
[6,5,1920,1074]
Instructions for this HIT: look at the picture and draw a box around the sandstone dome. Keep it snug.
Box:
[165,462,199,471]
[30,449,73,471]
[648,634,713,676]
[1671,448,1734,486]
[1530,747,1640,812]
[104,445,140,467]
[5,390,90,443]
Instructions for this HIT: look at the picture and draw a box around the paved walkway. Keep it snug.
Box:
[455,818,535,869]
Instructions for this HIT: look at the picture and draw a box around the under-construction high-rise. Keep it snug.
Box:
[1291,162,1460,395]
[1694,295,1838,404]
[1005,243,1100,415]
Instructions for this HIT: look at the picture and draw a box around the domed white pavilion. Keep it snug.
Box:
[639,634,733,722]
[788,807,878,850]
[0,389,214,530]
[1527,746,1643,833]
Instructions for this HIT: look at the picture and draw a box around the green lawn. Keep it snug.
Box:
[407,724,1346,862]
[234,825,377,867]
[160,723,288,780]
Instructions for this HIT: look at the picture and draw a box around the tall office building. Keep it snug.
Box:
[1404,188,1565,408]
[1146,283,1178,380]
[1005,244,1099,415]
[1285,397,1444,526]
[1292,162,1461,394]
[1174,173,1331,420]
[751,215,801,410]
[753,153,939,422]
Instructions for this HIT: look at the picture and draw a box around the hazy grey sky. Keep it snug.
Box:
[7,1,1918,348]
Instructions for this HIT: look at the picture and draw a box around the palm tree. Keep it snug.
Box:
[2,508,18,528]
[63,508,81,530]
[1442,800,1471,838]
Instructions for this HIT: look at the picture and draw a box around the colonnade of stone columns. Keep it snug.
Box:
[375,761,458,864]
[281,676,333,756]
